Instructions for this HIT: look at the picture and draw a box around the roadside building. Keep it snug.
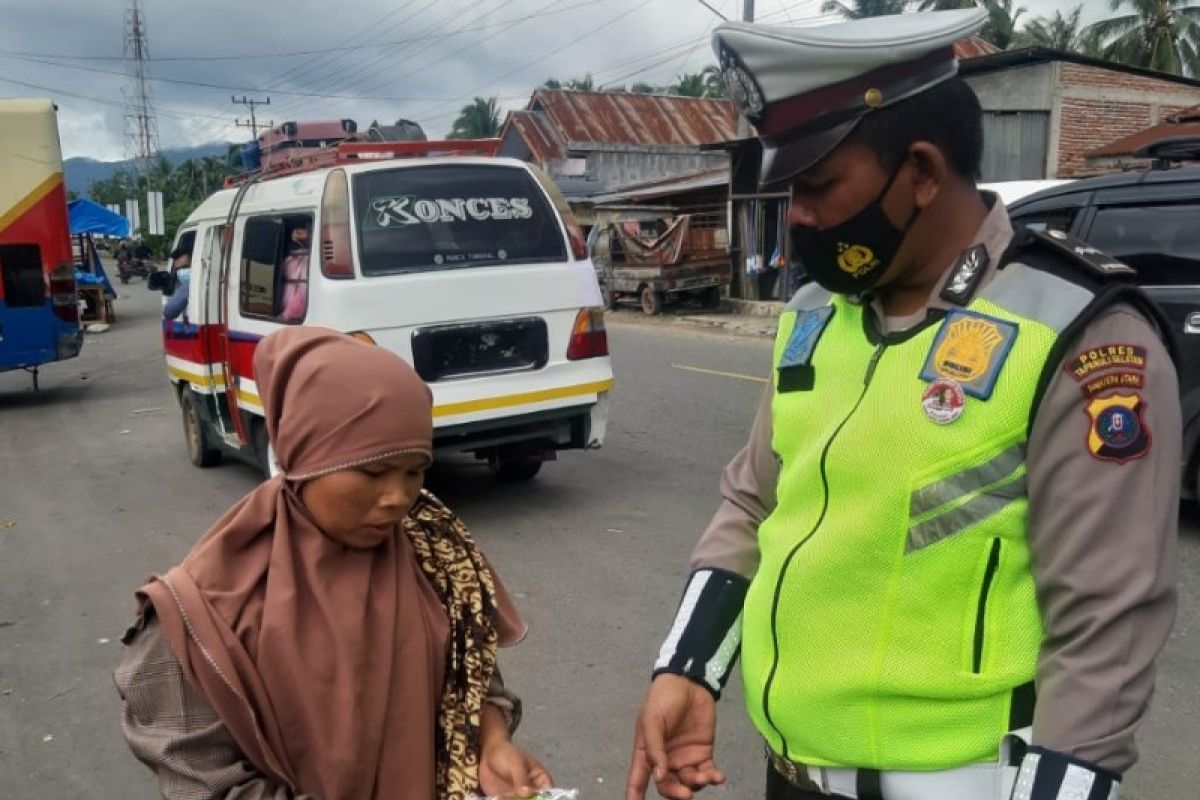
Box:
[961,48,1200,180]
[497,89,737,206]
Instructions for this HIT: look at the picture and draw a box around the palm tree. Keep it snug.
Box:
[981,0,1026,49]
[1083,0,1200,77]
[671,72,708,97]
[916,0,978,8]
[542,78,563,89]
[449,97,502,139]
[821,0,907,18]
[1015,4,1085,51]
[172,159,205,202]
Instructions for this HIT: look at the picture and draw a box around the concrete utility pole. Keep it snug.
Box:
[232,95,271,138]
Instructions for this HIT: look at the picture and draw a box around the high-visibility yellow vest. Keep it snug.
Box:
[742,262,1099,770]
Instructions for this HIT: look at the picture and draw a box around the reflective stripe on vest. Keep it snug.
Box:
[743,265,1096,770]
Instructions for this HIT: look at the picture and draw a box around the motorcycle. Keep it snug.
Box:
[118,255,153,284]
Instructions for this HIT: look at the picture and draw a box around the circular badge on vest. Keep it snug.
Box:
[922,380,965,425]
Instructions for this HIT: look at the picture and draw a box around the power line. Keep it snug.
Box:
[0,74,236,124]
[0,1,605,64]
[0,53,474,103]
[412,0,646,122]
[693,0,728,20]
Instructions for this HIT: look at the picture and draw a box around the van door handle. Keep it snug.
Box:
[1186,313,1200,335]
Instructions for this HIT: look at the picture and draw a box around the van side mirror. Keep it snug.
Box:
[148,270,173,294]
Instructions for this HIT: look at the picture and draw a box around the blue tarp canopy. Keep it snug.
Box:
[68,199,131,237]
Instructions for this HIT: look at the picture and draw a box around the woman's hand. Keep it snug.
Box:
[479,704,553,798]
[479,739,553,798]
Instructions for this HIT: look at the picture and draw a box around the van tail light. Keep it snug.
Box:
[320,168,354,279]
[567,308,608,360]
[49,264,78,323]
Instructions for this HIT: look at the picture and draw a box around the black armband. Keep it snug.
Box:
[1010,746,1121,800]
[651,568,749,699]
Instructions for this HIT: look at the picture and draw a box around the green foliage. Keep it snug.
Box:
[84,149,237,253]
[821,0,908,19]
[981,0,1026,49]
[664,68,728,98]
[448,97,502,139]
[1014,4,1086,51]
[1083,0,1200,77]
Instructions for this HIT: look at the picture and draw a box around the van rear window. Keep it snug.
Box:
[352,164,566,275]
[0,244,46,307]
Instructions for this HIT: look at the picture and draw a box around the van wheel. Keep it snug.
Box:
[181,390,222,468]
[494,457,543,482]
[640,285,664,316]
[490,446,544,482]
[252,419,272,478]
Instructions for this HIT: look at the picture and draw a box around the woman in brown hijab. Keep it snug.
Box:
[114,327,552,800]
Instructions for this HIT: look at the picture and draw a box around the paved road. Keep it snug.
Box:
[0,288,1195,799]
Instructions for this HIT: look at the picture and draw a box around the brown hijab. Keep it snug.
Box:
[137,327,523,800]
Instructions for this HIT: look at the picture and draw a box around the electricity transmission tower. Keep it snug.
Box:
[123,0,160,193]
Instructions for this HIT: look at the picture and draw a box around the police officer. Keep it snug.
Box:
[626,9,1179,800]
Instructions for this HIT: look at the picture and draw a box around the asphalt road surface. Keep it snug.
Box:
[0,287,1195,799]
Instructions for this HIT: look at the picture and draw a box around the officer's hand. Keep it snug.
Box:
[626,673,724,800]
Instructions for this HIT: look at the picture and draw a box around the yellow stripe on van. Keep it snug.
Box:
[167,365,216,387]
[432,379,614,419]
[238,389,262,407]
[0,172,61,234]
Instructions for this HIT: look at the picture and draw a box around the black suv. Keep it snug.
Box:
[1007,154,1200,495]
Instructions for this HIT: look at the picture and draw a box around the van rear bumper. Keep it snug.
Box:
[433,399,606,456]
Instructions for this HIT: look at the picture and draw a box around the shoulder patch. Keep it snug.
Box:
[939,244,989,306]
[1085,393,1151,463]
[920,309,1018,400]
[1081,370,1145,397]
[1064,343,1148,381]
[1027,228,1136,278]
[779,305,834,370]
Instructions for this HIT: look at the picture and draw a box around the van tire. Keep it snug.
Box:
[181,389,222,468]
[640,285,664,316]
[252,419,272,478]
[492,454,543,482]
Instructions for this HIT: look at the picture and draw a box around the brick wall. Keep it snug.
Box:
[1056,63,1200,177]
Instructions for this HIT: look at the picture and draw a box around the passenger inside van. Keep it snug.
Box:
[279,218,310,322]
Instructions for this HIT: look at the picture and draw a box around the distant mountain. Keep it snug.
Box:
[65,142,235,197]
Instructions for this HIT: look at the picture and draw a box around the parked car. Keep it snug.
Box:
[1006,153,1200,496]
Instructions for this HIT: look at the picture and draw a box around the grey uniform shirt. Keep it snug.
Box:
[691,200,1180,774]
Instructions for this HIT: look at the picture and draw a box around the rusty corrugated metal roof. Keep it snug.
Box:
[1086,105,1200,158]
[503,110,567,162]
[527,89,738,147]
[954,36,1000,60]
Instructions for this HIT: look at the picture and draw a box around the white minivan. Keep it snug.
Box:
[154,141,613,480]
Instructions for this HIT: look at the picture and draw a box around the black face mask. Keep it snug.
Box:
[790,161,919,295]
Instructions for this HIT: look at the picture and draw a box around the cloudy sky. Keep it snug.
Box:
[0,0,1104,162]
